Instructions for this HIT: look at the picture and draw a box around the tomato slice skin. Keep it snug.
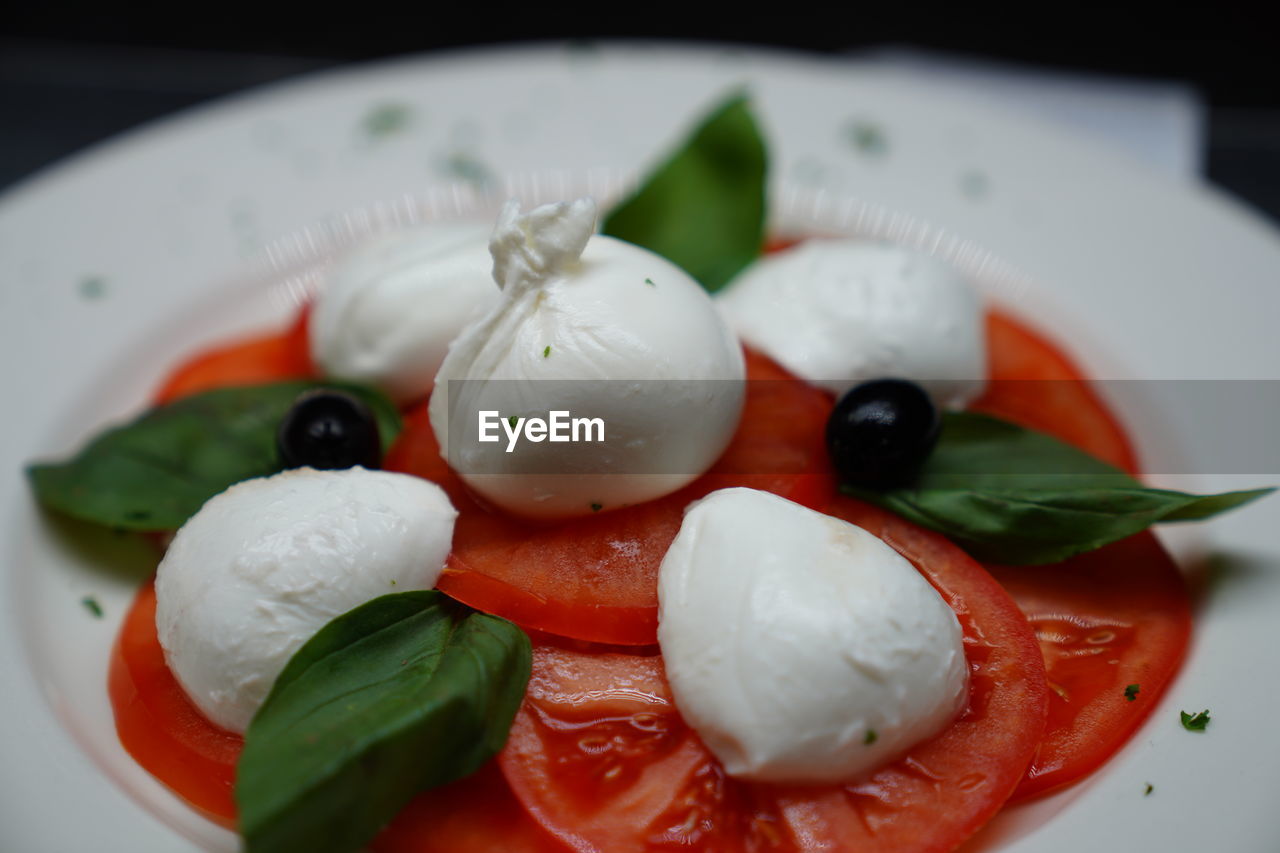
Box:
[986,532,1191,801]
[109,578,242,826]
[152,306,313,404]
[386,348,836,646]
[974,309,1139,474]
[500,497,1049,853]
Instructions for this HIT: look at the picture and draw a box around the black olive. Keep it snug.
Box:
[277,389,382,470]
[825,379,940,488]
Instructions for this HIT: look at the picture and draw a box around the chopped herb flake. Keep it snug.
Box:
[543,345,551,358]
[644,277,656,287]
[81,596,103,618]
[845,119,888,156]
[960,169,990,200]
[508,415,518,429]
[442,152,493,189]
[363,103,411,138]
[78,276,107,300]
[864,729,878,745]
[1125,683,1140,702]
[1180,709,1211,731]
[1144,782,1154,796]
[590,502,603,512]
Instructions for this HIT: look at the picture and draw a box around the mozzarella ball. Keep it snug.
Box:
[657,487,968,784]
[310,223,497,404]
[430,198,745,519]
[718,241,986,408]
[155,467,457,733]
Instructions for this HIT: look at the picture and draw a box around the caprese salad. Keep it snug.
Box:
[27,94,1271,853]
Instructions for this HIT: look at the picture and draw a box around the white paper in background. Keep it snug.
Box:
[856,48,1206,179]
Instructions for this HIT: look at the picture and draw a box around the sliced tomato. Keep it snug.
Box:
[967,313,1185,799]
[112,578,570,850]
[973,309,1139,473]
[500,649,771,851]
[371,761,567,853]
[500,496,1048,852]
[152,306,313,404]
[386,348,836,646]
[985,532,1191,801]
[109,578,243,826]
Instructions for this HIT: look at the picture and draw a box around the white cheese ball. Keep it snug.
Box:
[430,198,745,519]
[657,488,967,784]
[310,223,497,404]
[155,467,457,733]
[718,241,986,408]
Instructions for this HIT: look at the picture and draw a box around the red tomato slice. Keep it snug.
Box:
[152,306,313,404]
[500,496,1048,852]
[111,578,570,850]
[501,649,772,851]
[985,532,1191,801]
[370,761,568,853]
[385,348,836,646]
[109,578,243,825]
[965,313,1185,799]
[973,309,1139,473]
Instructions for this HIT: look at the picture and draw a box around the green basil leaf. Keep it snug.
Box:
[602,92,766,292]
[844,412,1273,565]
[237,591,531,853]
[26,381,400,531]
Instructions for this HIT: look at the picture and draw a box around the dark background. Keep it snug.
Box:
[3,11,1278,220]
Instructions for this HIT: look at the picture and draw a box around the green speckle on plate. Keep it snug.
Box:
[440,152,494,188]
[364,103,412,138]
[78,276,106,301]
[844,119,888,157]
[961,169,990,200]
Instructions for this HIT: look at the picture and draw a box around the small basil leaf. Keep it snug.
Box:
[602,92,766,292]
[236,591,532,853]
[845,412,1273,565]
[26,381,400,531]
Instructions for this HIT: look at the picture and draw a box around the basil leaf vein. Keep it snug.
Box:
[237,591,532,853]
[602,91,766,293]
[845,412,1273,565]
[26,381,401,531]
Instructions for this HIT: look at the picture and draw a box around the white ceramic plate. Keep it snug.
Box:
[2,43,1278,853]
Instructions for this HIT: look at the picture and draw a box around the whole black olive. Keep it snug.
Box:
[277,389,382,470]
[826,379,940,488]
